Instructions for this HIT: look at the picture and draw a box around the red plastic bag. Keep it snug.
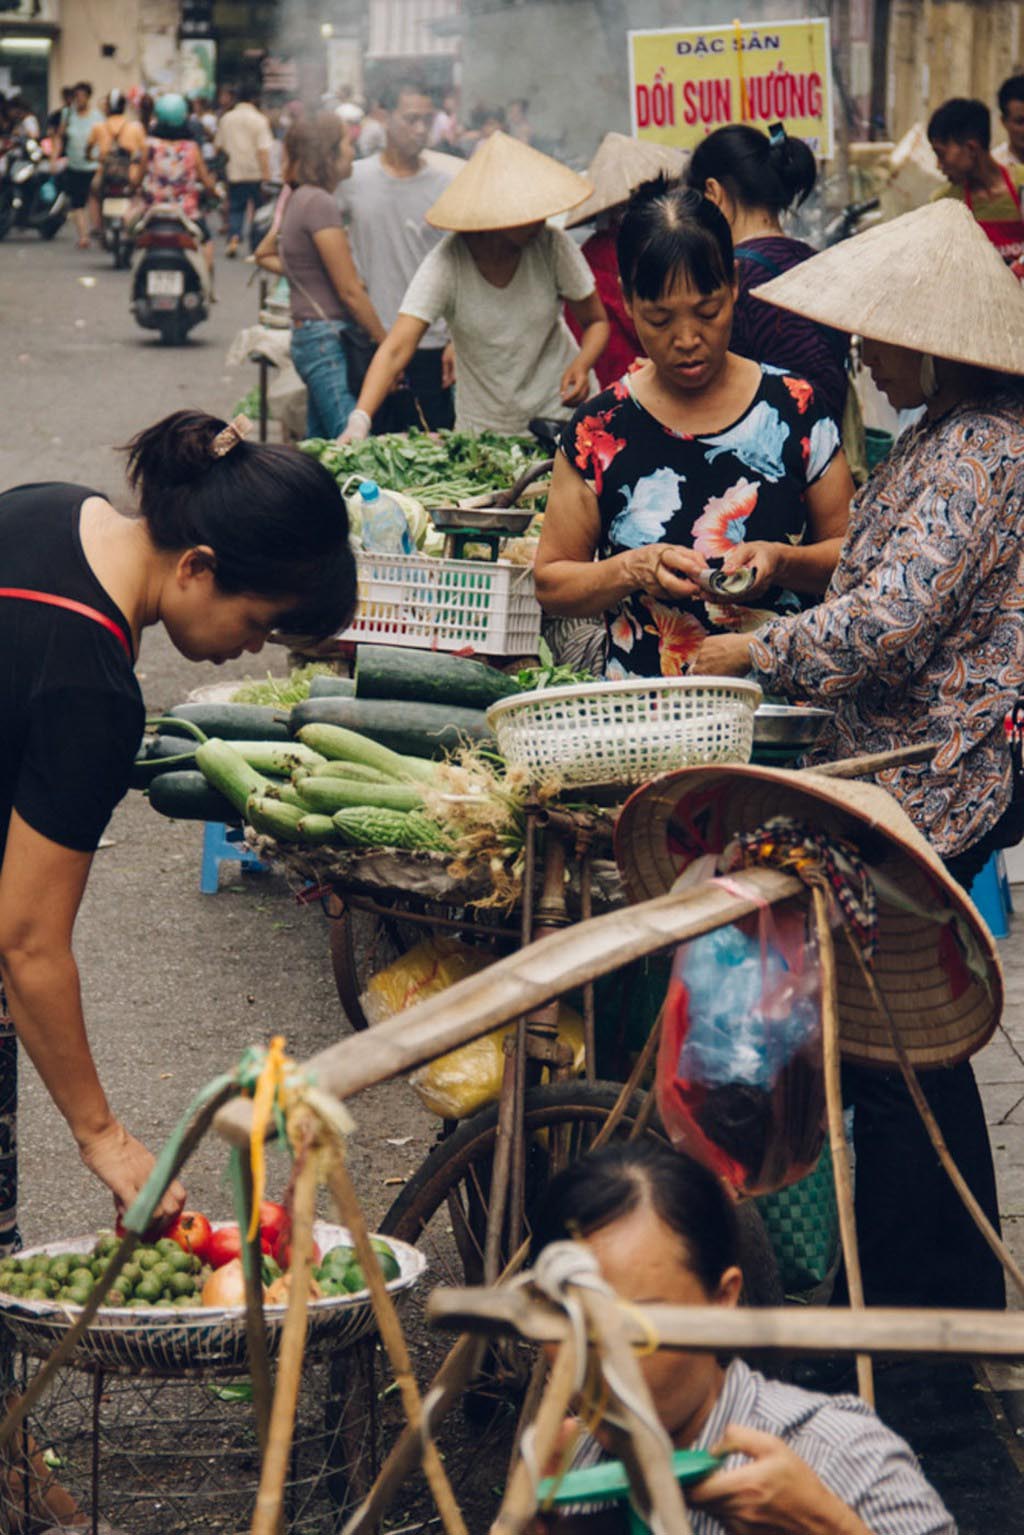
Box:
[656,901,825,1196]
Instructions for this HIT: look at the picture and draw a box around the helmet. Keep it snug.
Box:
[154,92,188,129]
[107,88,127,115]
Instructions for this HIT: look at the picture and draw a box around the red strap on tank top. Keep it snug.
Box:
[0,588,133,660]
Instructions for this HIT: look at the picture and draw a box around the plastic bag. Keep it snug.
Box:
[656,903,825,1195]
[361,937,585,1119]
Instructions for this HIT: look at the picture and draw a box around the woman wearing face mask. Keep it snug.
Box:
[532,1142,954,1535]
[534,181,852,679]
[256,113,387,439]
[694,199,1024,1312]
[686,123,849,426]
[0,412,354,1249]
[340,131,610,439]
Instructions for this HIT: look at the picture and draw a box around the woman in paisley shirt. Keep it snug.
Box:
[534,183,853,678]
[696,198,1024,1312]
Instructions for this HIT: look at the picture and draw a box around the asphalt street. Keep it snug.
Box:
[0,221,433,1248]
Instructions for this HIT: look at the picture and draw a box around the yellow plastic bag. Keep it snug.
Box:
[361,937,585,1119]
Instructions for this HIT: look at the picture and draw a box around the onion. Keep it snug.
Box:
[201,1258,265,1309]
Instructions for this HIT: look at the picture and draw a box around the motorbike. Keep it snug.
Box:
[0,137,69,241]
[129,204,210,345]
[98,168,136,269]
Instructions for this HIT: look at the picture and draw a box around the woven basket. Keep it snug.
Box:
[486,677,762,788]
[0,1222,425,1374]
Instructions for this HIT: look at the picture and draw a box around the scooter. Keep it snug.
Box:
[98,168,135,269]
[129,204,210,345]
[0,138,69,241]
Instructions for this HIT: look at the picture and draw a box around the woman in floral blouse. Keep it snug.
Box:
[697,198,1024,1312]
[534,183,853,678]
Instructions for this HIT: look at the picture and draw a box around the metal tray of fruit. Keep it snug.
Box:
[0,1221,425,1375]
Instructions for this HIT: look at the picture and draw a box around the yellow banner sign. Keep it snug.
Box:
[628,17,833,158]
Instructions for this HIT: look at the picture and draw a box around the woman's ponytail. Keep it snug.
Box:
[688,122,817,217]
[125,410,227,537]
[765,126,817,210]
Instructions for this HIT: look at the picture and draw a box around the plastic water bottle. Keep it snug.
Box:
[356,480,413,555]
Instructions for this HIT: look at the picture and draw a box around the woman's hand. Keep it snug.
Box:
[691,632,755,676]
[720,541,786,600]
[688,1425,870,1534]
[338,408,372,445]
[560,356,591,407]
[624,543,708,602]
[442,342,456,390]
[79,1119,187,1230]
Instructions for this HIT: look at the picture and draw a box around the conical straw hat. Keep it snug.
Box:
[426,131,593,232]
[753,199,1024,375]
[615,764,1001,1070]
[565,132,689,227]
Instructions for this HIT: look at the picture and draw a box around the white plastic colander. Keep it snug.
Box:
[486,676,762,788]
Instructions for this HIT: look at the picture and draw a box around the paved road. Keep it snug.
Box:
[0,221,432,1248]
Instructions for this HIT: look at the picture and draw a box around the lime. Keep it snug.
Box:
[135,1276,162,1303]
[121,1262,142,1288]
[94,1232,120,1258]
[48,1257,72,1284]
[321,1245,354,1275]
[153,1297,176,1309]
[164,1248,191,1274]
[151,1262,175,1287]
[67,1286,92,1305]
[25,1288,51,1302]
[27,1255,50,1274]
[68,1269,94,1291]
[169,1272,196,1298]
[370,1240,400,1282]
[341,1262,367,1295]
[136,1248,161,1271]
[173,1294,194,1308]
[156,1238,181,1257]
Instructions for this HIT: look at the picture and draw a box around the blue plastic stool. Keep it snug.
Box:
[969,850,1012,939]
[200,821,267,894]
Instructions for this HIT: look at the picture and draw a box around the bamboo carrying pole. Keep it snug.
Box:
[251,1140,319,1535]
[214,870,803,1148]
[813,887,874,1405]
[326,1155,470,1535]
[426,1289,1024,1358]
[492,1341,579,1535]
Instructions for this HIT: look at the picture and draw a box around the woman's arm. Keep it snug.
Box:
[561,292,611,406]
[341,313,429,441]
[254,226,284,275]
[534,451,711,617]
[312,225,388,343]
[0,813,185,1224]
[720,453,853,598]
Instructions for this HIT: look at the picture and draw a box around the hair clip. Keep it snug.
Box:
[768,122,786,148]
[210,414,253,459]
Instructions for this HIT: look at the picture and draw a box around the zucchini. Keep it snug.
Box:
[290,698,493,759]
[162,703,291,743]
[332,807,452,852]
[308,675,356,699]
[295,776,425,815]
[355,645,520,711]
[129,734,196,789]
[230,741,326,776]
[295,723,437,785]
[148,771,239,824]
[265,781,305,808]
[195,739,273,815]
[296,813,339,845]
[304,760,396,785]
[246,794,305,842]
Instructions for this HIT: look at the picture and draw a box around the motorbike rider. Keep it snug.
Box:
[87,89,146,231]
[130,92,218,281]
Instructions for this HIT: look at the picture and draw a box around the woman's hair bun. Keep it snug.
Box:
[688,122,817,215]
[124,409,226,492]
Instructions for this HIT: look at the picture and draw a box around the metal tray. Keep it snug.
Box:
[428,506,536,535]
[753,704,833,748]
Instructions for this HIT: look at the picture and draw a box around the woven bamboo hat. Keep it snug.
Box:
[752,199,1024,375]
[615,764,1001,1070]
[564,132,689,228]
[426,131,593,232]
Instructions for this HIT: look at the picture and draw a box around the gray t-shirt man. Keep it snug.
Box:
[338,150,462,351]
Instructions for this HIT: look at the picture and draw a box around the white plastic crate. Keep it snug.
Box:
[339,551,541,656]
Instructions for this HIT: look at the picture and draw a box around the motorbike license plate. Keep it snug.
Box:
[147,270,185,297]
[102,197,129,217]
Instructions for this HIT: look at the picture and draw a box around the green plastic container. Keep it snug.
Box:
[865,426,894,472]
[537,1448,722,1531]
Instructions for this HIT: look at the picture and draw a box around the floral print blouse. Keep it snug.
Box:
[562,366,841,678]
[751,396,1024,857]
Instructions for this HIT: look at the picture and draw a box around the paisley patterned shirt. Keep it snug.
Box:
[562,366,841,678]
[751,395,1024,857]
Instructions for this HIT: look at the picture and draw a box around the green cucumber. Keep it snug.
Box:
[194,739,273,815]
[296,813,340,845]
[129,734,196,789]
[308,676,356,699]
[230,741,326,776]
[245,794,305,842]
[290,698,492,760]
[295,723,437,785]
[304,760,395,785]
[355,645,520,710]
[295,777,425,814]
[148,772,239,824]
[163,703,291,743]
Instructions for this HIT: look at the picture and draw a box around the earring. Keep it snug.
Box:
[919,354,939,399]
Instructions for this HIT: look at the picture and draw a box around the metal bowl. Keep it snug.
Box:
[428,506,536,534]
[753,704,834,748]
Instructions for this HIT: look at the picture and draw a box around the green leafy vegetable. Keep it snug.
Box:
[513,638,595,692]
[231,664,338,707]
[300,430,545,510]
